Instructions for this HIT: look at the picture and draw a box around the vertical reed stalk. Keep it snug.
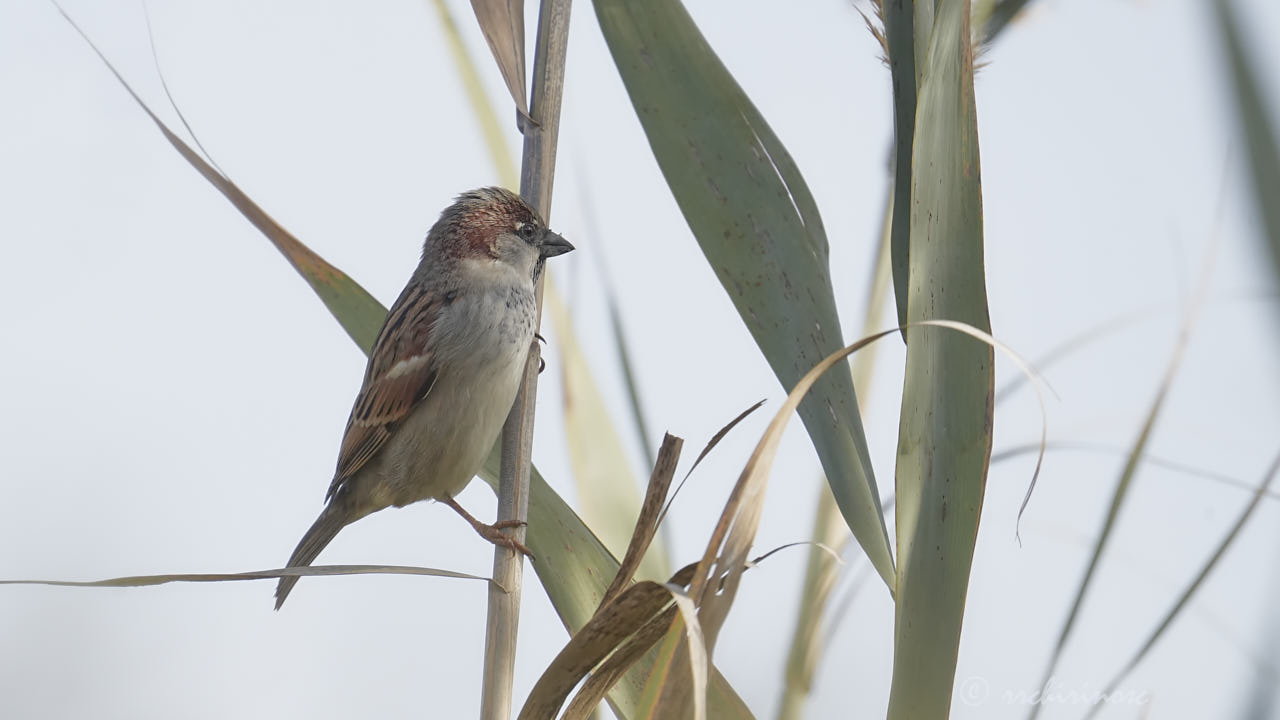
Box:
[479,1,573,718]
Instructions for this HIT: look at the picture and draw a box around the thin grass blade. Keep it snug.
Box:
[547,281,670,582]
[433,0,520,187]
[1024,179,1218,720]
[992,441,1280,502]
[1081,450,1280,720]
[53,2,385,352]
[0,564,490,588]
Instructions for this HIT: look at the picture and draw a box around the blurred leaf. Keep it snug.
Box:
[1024,329,1197,720]
[776,487,848,720]
[888,0,994,718]
[1024,185,1216,720]
[1081,450,1280,720]
[56,9,750,717]
[1217,7,1280,713]
[547,280,671,582]
[1241,581,1280,719]
[992,441,1280,502]
[983,0,1035,43]
[603,278,657,471]
[432,0,520,187]
[593,0,895,589]
[577,175,660,473]
[1216,0,1280,300]
[468,0,528,114]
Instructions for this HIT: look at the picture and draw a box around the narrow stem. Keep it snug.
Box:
[479,1,573,719]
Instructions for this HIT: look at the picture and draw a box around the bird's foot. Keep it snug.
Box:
[443,496,536,560]
[473,522,536,559]
[531,335,547,374]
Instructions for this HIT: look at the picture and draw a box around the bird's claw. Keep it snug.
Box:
[477,524,535,560]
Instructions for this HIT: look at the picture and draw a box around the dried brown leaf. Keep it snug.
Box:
[469,0,528,114]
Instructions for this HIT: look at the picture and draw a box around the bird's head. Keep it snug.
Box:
[428,187,574,280]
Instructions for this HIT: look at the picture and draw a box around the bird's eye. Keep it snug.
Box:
[516,222,537,242]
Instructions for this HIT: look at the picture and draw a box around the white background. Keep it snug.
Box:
[2,1,1279,718]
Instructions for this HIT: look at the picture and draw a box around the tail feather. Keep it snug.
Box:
[275,501,351,610]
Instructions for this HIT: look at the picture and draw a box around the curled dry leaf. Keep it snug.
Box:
[601,434,684,607]
[517,435,685,720]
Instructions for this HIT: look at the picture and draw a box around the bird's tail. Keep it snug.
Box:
[275,498,352,610]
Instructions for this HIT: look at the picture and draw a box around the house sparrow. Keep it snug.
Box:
[275,187,573,609]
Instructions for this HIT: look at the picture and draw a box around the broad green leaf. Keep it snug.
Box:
[888,1,994,718]
[593,0,895,589]
[546,281,671,582]
[913,1,936,91]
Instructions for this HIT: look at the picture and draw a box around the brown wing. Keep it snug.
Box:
[326,282,443,500]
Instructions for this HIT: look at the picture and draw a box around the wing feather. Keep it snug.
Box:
[326,282,444,500]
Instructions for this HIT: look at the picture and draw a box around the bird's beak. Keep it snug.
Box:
[539,229,575,258]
